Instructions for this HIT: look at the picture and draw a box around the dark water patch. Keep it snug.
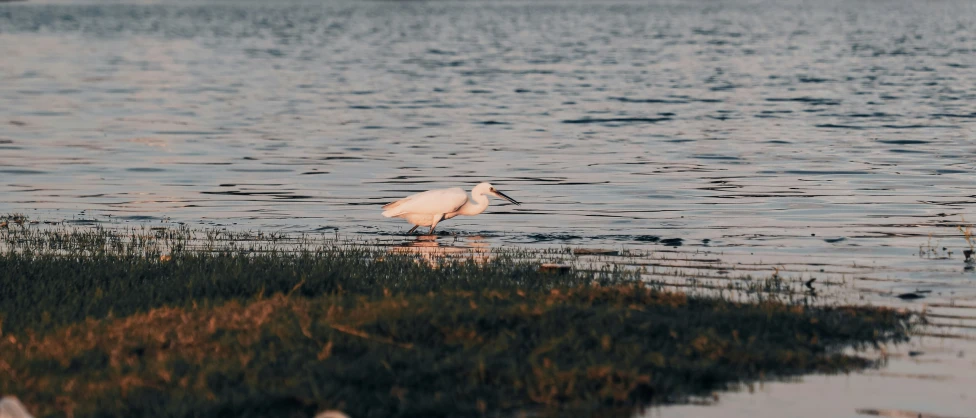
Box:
[897,292,926,300]
[601,235,661,243]
[118,215,159,221]
[880,124,959,129]
[64,219,101,225]
[932,112,976,118]
[843,112,900,118]
[693,154,740,160]
[573,248,619,256]
[22,110,70,117]
[300,171,330,175]
[562,117,672,124]
[798,76,831,83]
[815,124,868,129]
[527,233,583,242]
[610,97,689,104]
[318,156,363,160]
[126,167,166,173]
[762,170,871,175]
[476,120,510,125]
[0,169,46,175]
[201,190,306,198]
[660,238,683,247]
[273,195,314,200]
[706,113,741,121]
[244,48,285,57]
[877,139,931,145]
[153,131,224,135]
[824,237,847,243]
[766,97,841,106]
[227,168,294,173]
[635,235,661,242]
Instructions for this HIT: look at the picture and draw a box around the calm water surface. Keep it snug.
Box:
[1,0,974,416]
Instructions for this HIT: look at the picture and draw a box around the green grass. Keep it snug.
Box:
[0,222,914,417]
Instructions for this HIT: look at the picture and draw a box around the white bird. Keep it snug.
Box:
[382,182,521,235]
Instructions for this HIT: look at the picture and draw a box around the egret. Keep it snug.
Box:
[381,182,521,235]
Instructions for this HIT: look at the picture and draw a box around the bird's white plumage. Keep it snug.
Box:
[381,182,521,234]
[382,187,469,219]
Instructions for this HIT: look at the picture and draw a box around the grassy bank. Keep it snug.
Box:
[0,222,914,417]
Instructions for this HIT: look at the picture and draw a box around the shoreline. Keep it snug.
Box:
[0,222,915,417]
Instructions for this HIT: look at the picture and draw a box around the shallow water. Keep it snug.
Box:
[1,0,975,416]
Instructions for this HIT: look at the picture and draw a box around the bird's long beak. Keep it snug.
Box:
[494,190,521,206]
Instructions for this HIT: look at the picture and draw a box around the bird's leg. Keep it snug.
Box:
[407,225,419,235]
[428,214,444,236]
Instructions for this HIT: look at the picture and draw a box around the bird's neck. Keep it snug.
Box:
[457,192,489,216]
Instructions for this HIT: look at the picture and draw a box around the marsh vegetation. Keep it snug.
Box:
[0,220,917,417]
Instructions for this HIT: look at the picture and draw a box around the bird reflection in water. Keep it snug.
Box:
[389,235,491,267]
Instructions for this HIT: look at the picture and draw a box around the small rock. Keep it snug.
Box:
[0,397,34,418]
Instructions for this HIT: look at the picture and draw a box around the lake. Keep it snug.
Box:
[1,0,974,416]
